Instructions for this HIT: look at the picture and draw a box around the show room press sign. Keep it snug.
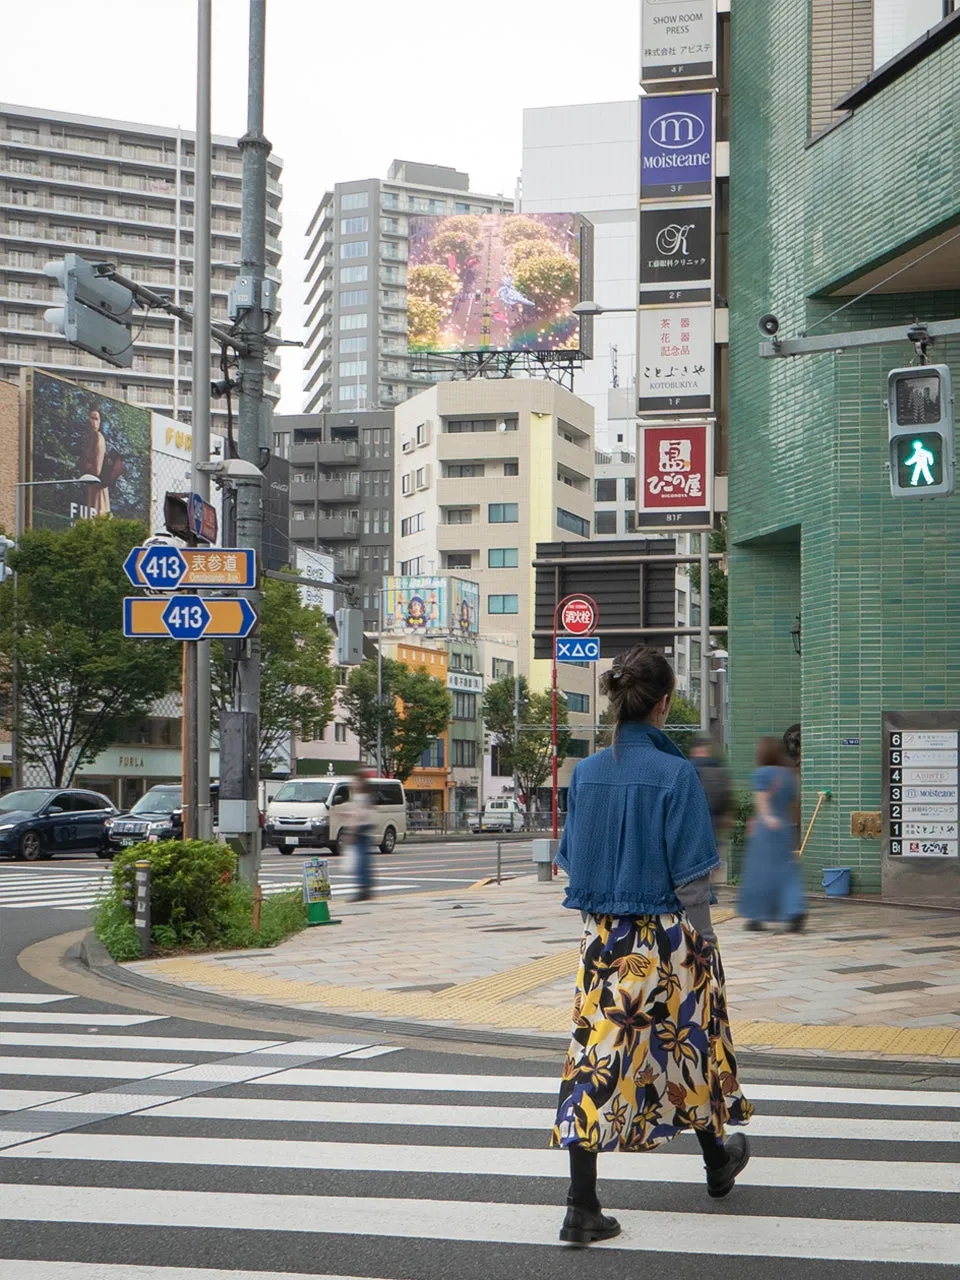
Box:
[883,713,960,858]
[641,0,717,83]
[640,91,714,200]
[637,422,713,529]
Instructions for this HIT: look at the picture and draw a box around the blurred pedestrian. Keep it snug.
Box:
[552,646,752,1247]
[346,770,376,903]
[690,733,733,882]
[738,737,805,932]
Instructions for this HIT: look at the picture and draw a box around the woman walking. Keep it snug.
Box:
[738,737,805,932]
[552,646,752,1246]
[346,771,376,903]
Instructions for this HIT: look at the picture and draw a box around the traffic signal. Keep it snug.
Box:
[0,535,15,582]
[335,607,364,665]
[888,364,954,498]
[43,254,134,369]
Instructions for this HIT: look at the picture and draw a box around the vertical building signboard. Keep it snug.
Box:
[636,304,714,414]
[639,203,713,305]
[639,91,714,201]
[641,0,717,83]
[882,712,960,899]
[636,421,713,529]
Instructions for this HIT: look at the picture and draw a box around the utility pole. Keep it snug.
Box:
[218,0,269,884]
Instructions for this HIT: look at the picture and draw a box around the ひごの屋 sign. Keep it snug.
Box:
[636,422,713,529]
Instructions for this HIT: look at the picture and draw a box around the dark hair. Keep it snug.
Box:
[756,736,787,768]
[599,645,675,730]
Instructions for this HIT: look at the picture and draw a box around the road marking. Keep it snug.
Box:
[1,1185,958,1263]
[0,1089,79,1111]
[0,1263,392,1280]
[8,1132,960,1194]
[0,993,75,1004]
[0,1033,285,1053]
[0,1057,195,1080]
[0,1012,166,1027]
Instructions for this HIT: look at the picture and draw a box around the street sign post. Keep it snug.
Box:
[557,636,600,662]
[559,597,598,635]
[123,545,258,590]
[552,593,600,842]
[123,596,257,640]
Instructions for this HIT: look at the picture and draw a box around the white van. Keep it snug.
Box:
[474,797,524,833]
[264,776,406,855]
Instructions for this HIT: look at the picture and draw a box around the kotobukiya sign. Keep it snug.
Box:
[641,0,716,83]
[639,203,712,305]
[636,422,713,529]
[640,91,714,200]
[636,304,713,413]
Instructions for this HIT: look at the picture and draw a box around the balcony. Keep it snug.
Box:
[334,551,361,577]
[291,440,360,467]
[290,515,360,543]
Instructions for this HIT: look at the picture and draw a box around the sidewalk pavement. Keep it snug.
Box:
[127,875,960,1063]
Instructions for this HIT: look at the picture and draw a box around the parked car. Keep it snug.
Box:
[0,788,117,861]
[103,783,222,857]
[265,776,406,856]
[473,797,524,833]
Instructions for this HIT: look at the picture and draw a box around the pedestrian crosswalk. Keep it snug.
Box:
[1,989,960,1274]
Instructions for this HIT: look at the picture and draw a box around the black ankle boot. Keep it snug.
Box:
[706,1133,751,1198]
[559,1204,621,1246]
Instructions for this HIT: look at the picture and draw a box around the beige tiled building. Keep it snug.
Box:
[394,380,597,787]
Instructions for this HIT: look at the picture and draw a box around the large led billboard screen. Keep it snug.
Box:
[383,575,480,637]
[27,370,151,530]
[407,212,586,355]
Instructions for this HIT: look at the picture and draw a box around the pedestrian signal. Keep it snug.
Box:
[888,365,954,498]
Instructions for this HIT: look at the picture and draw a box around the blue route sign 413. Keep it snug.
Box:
[557,636,600,662]
[162,595,211,640]
[125,545,187,589]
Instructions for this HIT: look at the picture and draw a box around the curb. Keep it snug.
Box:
[70,930,960,1078]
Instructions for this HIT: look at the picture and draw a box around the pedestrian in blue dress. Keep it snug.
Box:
[738,737,806,931]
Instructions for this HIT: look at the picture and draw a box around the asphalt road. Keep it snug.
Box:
[3,878,960,1277]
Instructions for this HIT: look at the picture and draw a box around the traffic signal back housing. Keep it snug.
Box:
[887,364,954,498]
[43,254,134,369]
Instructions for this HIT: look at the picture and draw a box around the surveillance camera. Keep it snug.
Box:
[758,314,780,338]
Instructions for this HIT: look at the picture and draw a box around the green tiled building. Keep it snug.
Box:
[728,4,960,897]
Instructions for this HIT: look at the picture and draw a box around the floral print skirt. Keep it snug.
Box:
[551,912,753,1153]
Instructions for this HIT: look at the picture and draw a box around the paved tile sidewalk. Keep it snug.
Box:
[127,875,960,1061]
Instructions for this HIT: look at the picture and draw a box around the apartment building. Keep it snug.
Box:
[0,102,283,425]
[279,409,394,630]
[394,380,596,786]
[302,160,512,414]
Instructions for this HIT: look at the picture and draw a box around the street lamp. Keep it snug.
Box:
[573,300,636,316]
[9,476,102,787]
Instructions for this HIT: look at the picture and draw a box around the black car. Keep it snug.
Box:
[0,788,118,861]
[103,783,223,857]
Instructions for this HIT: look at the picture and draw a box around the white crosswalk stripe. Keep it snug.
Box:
[0,991,958,1274]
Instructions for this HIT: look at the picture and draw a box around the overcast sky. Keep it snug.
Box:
[0,0,640,410]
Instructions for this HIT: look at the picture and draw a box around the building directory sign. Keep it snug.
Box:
[883,714,960,859]
[639,203,713,305]
[641,0,717,83]
[636,304,714,414]
[636,421,713,528]
[640,91,714,201]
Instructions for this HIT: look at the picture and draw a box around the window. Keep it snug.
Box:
[446,553,472,569]
[625,476,636,503]
[489,502,518,523]
[339,360,367,378]
[503,460,519,476]
[376,781,404,805]
[451,739,477,767]
[488,594,519,614]
[340,191,369,210]
[340,216,369,234]
[445,508,473,525]
[412,197,430,211]
[455,202,470,214]
[624,509,637,532]
[381,192,399,210]
[445,463,484,478]
[400,556,424,575]
[453,692,477,720]
[339,289,368,307]
[339,383,365,401]
[416,421,430,445]
[339,336,368,356]
[445,417,517,433]
[420,738,445,768]
[492,657,514,680]
[594,510,618,535]
[462,652,474,671]
[595,478,617,502]
[334,723,348,743]
[340,241,368,259]
[557,507,590,538]
[491,742,512,776]
[566,692,590,714]
[566,739,591,759]
[488,547,519,568]
[401,512,425,536]
[873,0,945,69]
[340,265,368,284]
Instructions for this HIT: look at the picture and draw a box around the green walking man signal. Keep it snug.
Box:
[888,365,954,498]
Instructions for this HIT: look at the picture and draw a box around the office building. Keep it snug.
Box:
[279,409,394,630]
[0,102,283,425]
[302,160,512,414]
[394,379,596,791]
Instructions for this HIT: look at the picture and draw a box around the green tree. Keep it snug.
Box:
[341,657,451,782]
[689,518,728,631]
[407,263,460,311]
[512,254,578,314]
[406,294,442,349]
[596,689,701,755]
[211,577,336,772]
[482,675,572,818]
[0,518,180,785]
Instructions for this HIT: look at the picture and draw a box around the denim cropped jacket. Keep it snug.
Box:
[555,720,719,917]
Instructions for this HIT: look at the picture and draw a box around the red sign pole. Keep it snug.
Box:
[552,593,599,848]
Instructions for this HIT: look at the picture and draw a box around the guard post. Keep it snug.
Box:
[134,860,151,955]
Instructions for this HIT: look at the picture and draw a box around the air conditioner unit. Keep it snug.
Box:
[401,438,415,454]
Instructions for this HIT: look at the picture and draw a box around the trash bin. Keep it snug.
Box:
[822,866,851,897]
